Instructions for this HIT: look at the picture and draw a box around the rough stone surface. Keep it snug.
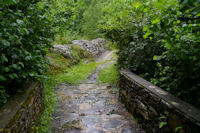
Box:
[119,70,200,133]
[50,51,144,133]
[52,45,73,59]
[72,38,106,56]
[51,83,144,133]
[0,82,44,132]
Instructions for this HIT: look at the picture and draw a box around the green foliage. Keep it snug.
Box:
[100,0,200,107]
[0,0,74,106]
[0,89,9,107]
[47,52,71,73]
[68,0,108,39]
[98,63,119,83]
[54,31,84,45]
[34,75,56,133]
[159,122,167,128]
[100,0,164,78]
[81,0,104,39]
[104,42,118,50]
[47,45,89,74]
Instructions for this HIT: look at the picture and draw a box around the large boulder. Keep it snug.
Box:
[52,45,73,59]
[72,38,107,56]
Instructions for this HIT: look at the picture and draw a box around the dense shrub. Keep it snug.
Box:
[149,0,200,106]
[68,0,109,39]
[100,0,164,78]
[100,0,200,107]
[0,0,74,106]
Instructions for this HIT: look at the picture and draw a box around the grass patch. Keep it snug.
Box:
[55,61,98,85]
[104,42,118,50]
[34,75,57,133]
[98,62,119,83]
[47,52,71,73]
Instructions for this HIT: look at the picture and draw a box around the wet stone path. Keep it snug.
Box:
[50,51,144,133]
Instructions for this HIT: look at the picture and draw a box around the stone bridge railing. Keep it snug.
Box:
[0,82,44,132]
[119,70,200,133]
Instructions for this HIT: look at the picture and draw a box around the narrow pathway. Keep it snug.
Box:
[50,51,144,133]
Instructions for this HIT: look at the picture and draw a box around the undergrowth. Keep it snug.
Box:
[98,62,119,84]
[53,31,84,45]
[34,74,56,133]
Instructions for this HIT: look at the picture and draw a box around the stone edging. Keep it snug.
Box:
[0,82,44,132]
[119,70,200,133]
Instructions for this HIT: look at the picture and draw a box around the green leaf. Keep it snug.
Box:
[153,55,162,61]
[175,126,183,132]
[4,67,10,72]
[152,18,160,24]
[133,2,141,9]
[143,26,149,32]
[16,19,25,26]
[1,55,8,62]
[19,28,29,35]
[2,40,10,47]
[0,75,6,81]
[143,32,151,39]
[18,62,24,68]
[159,116,166,119]
[165,43,172,49]
[159,122,167,128]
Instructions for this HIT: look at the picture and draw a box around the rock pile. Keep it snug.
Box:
[52,45,73,59]
[72,38,107,56]
[52,38,107,61]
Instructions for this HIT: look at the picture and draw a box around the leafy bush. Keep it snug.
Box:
[148,0,200,106]
[100,0,200,107]
[100,0,164,78]
[0,0,74,106]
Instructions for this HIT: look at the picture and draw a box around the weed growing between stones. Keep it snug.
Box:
[33,75,57,133]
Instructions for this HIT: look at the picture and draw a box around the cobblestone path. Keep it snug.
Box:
[50,51,144,133]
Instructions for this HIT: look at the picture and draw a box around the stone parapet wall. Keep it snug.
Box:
[0,82,44,132]
[119,70,200,133]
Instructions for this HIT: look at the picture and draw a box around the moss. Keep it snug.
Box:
[47,45,90,75]
[7,85,41,132]
[33,75,56,133]
[71,45,89,58]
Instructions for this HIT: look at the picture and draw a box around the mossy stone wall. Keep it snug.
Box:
[119,70,200,133]
[0,82,44,132]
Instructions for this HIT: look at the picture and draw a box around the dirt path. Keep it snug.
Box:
[87,50,116,83]
[50,51,144,133]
